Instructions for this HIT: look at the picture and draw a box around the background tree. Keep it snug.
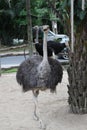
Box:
[0,0,52,46]
[67,0,87,114]
[0,0,27,45]
[0,0,69,46]
[26,0,33,56]
[0,0,15,45]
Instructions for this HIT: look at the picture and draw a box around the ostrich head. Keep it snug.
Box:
[42,25,49,32]
[33,25,44,44]
[33,26,39,43]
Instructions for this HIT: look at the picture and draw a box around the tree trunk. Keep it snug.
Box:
[26,0,33,56]
[67,32,87,114]
[51,0,58,34]
[0,39,1,76]
[52,20,58,34]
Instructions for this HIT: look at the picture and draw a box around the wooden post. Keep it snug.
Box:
[71,0,74,52]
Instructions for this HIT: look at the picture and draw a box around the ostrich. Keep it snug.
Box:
[16,25,63,129]
[35,40,70,57]
[33,26,70,57]
[33,26,53,57]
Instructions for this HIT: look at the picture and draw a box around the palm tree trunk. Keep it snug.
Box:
[67,32,87,114]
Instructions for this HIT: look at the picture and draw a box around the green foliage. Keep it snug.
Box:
[73,0,87,34]
[0,0,27,46]
[19,9,26,16]
[2,68,17,74]
[0,0,87,46]
[15,9,27,26]
[55,0,87,34]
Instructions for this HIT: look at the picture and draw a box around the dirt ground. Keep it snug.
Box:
[0,70,87,130]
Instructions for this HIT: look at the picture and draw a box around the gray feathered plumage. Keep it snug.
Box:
[16,55,63,92]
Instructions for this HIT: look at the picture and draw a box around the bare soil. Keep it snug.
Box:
[0,71,87,130]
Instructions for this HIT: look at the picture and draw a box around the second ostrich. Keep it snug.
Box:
[33,26,70,57]
[16,25,63,129]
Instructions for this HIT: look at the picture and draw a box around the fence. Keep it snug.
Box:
[0,44,69,76]
[0,44,29,76]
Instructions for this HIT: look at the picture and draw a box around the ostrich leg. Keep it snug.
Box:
[32,90,39,120]
[32,90,46,130]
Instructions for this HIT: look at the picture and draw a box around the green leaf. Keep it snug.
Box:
[19,9,27,16]
[79,11,86,20]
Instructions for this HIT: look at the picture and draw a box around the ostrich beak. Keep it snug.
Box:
[34,39,39,44]
[43,25,49,32]
[65,41,70,51]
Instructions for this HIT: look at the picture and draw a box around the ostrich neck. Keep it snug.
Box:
[43,32,48,62]
[38,30,51,80]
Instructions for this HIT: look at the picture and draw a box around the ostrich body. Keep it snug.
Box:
[17,55,62,92]
[16,25,63,129]
[47,40,68,55]
[35,40,68,57]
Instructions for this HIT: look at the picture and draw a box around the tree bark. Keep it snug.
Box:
[26,0,33,56]
[0,39,1,76]
[67,31,87,114]
[52,0,58,34]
